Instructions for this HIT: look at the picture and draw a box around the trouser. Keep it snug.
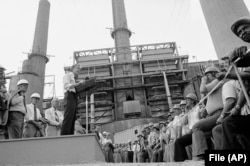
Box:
[152,149,159,162]
[222,115,250,150]
[127,151,134,162]
[174,132,192,162]
[61,91,77,135]
[212,124,222,150]
[139,149,149,162]
[152,148,164,162]
[7,111,24,139]
[186,145,192,160]
[23,121,45,138]
[157,148,164,162]
[46,125,61,136]
[192,109,221,157]
[133,151,140,162]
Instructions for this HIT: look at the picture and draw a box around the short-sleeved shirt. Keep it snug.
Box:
[222,80,240,105]
[205,79,223,115]
[63,72,76,93]
[222,80,250,115]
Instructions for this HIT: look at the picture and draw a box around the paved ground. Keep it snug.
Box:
[16,161,204,166]
[61,161,204,166]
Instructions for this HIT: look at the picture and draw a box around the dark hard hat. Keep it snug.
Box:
[221,55,229,61]
[231,17,250,36]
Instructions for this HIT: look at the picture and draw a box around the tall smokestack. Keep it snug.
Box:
[200,0,249,60]
[32,0,50,56]
[9,0,50,110]
[111,0,145,119]
[111,0,132,62]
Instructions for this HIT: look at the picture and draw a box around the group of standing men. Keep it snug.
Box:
[0,60,87,139]
[1,78,63,139]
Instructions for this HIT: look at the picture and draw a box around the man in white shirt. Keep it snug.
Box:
[61,64,85,135]
[23,93,48,138]
[45,98,63,136]
[24,93,42,122]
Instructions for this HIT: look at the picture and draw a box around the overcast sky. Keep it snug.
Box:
[0,0,250,98]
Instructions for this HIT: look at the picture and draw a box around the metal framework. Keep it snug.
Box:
[72,42,189,125]
[74,42,177,59]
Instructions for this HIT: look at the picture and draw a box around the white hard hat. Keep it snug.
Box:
[180,100,186,105]
[17,79,29,86]
[31,93,41,99]
[173,104,181,110]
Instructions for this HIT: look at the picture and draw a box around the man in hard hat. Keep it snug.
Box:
[7,79,29,139]
[180,100,186,113]
[61,64,85,135]
[229,17,250,67]
[185,93,198,112]
[164,104,184,162]
[213,17,250,150]
[23,93,49,138]
[150,123,161,162]
[190,66,223,160]
[174,93,198,162]
[0,68,10,138]
[45,98,64,136]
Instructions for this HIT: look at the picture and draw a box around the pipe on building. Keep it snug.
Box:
[90,93,95,131]
[85,94,89,134]
[162,71,173,108]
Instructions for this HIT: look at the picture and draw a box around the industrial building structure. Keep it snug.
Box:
[73,42,189,137]
[5,0,234,140]
[200,0,250,60]
[66,0,191,137]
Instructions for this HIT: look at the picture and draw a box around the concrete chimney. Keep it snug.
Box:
[111,0,132,62]
[9,0,50,111]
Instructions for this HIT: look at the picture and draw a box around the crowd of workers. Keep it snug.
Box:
[94,17,250,163]
[0,17,250,163]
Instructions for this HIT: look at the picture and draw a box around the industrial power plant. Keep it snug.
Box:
[0,0,249,165]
